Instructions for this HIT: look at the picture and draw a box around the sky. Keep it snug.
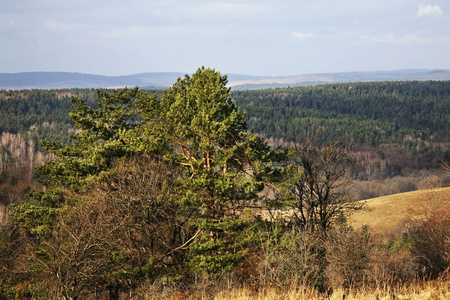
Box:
[1,0,449,76]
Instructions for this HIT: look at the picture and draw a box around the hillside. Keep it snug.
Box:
[2,69,450,90]
[0,81,449,195]
[1,68,448,299]
[233,81,450,179]
[349,187,450,236]
[0,72,267,90]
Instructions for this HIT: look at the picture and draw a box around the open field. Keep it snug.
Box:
[138,279,450,299]
[349,187,450,236]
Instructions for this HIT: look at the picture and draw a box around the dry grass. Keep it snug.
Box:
[0,202,9,226]
[348,187,450,236]
[151,279,449,299]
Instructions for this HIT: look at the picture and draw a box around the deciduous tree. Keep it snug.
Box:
[288,140,360,232]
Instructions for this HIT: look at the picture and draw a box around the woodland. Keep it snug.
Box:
[0,68,448,299]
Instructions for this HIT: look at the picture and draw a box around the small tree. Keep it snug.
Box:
[23,155,184,299]
[289,140,360,232]
[324,226,375,289]
[96,155,187,285]
[29,196,121,299]
[8,88,146,299]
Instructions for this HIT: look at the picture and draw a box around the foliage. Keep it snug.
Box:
[232,81,450,146]
[9,189,64,237]
[35,87,144,191]
[136,67,278,277]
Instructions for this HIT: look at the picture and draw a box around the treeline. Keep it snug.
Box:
[0,81,449,197]
[3,81,449,149]
[0,69,448,299]
[232,81,450,146]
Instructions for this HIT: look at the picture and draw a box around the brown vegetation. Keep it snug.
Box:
[349,187,450,236]
[134,279,449,299]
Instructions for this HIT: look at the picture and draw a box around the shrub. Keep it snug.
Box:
[257,228,325,290]
[410,204,450,278]
[324,226,375,289]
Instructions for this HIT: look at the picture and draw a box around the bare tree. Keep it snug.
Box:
[289,140,361,232]
[29,194,122,299]
[28,155,188,299]
[99,155,190,276]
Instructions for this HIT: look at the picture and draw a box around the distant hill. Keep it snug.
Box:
[0,72,187,90]
[229,69,450,90]
[1,69,450,90]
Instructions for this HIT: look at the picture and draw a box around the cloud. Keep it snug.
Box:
[417,4,443,17]
[291,32,315,39]
[45,20,81,31]
[360,33,450,45]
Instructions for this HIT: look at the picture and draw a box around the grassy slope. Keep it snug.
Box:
[348,187,450,236]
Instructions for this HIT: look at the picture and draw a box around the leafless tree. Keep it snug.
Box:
[289,140,361,232]
[28,155,190,299]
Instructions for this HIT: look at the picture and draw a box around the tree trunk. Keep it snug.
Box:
[109,285,119,300]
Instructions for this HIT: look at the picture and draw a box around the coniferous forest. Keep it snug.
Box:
[0,69,449,299]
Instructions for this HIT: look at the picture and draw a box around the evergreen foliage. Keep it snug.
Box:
[232,81,450,146]
[136,67,278,276]
[36,87,143,191]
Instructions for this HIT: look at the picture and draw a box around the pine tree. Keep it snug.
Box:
[36,87,142,191]
[10,87,143,237]
[136,67,277,276]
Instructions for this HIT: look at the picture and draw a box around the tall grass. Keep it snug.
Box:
[133,278,449,299]
[0,202,9,226]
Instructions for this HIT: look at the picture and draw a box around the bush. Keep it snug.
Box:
[257,228,325,290]
[372,235,419,285]
[410,204,450,278]
[324,226,375,289]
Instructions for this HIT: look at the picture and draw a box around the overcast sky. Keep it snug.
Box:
[1,0,449,76]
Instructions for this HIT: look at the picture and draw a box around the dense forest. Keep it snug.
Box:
[0,69,448,299]
[3,81,449,148]
[233,81,450,184]
[232,81,450,146]
[0,81,448,204]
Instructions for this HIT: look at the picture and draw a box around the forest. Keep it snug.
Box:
[0,80,449,203]
[233,81,450,146]
[0,69,449,299]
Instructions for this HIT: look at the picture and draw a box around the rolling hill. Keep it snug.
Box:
[349,187,450,236]
[1,69,450,90]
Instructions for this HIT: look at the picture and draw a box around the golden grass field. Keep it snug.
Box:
[349,187,450,236]
[158,280,450,300]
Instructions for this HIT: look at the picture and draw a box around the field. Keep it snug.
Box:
[349,187,450,236]
[136,278,450,299]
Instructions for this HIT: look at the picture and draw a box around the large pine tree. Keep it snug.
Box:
[137,67,277,276]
